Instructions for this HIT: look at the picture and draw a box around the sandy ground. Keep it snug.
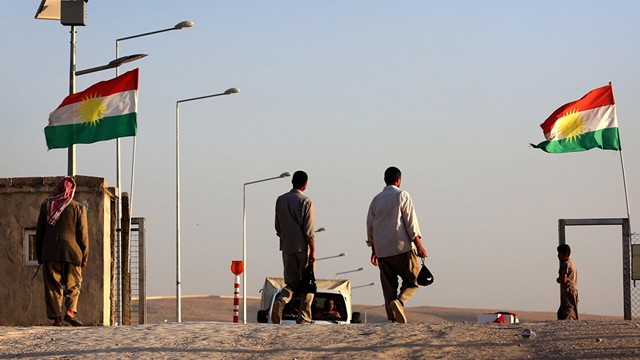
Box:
[1,296,636,359]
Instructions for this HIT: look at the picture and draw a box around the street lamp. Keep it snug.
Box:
[315,227,327,233]
[113,20,194,326]
[116,21,194,46]
[242,171,292,324]
[352,282,376,289]
[316,252,348,261]
[35,1,148,176]
[175,87,240,322]
[75,54,147,75]
[115,20,195,211]
[335,267,364,278]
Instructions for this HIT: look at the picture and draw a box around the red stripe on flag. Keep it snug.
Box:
[540,84,615,135]
[56,68,139,109]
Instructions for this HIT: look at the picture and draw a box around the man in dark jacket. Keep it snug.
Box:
[36,177,89,326]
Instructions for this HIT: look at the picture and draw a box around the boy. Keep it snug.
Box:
[556,244,578,320]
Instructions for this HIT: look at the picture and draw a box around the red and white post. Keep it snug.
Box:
[230,260,244,323]
[233,275,241,322]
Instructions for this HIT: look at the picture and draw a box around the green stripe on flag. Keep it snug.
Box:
[45,113,137,150]
[531,127,620,153]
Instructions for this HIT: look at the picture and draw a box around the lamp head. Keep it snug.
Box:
[224,88,240,95]
[175,20,195,29]
[338,252,347,257]
[279,172,292,178]
[109,53,148,67]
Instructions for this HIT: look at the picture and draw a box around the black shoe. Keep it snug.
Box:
[64,314,83,326]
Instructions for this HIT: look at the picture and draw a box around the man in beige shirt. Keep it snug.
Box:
[272,170,316,324]
[367,166,427,323]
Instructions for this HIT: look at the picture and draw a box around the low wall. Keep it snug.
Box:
[0,176,114,326]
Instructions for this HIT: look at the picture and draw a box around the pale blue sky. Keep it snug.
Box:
[3,1,640,317]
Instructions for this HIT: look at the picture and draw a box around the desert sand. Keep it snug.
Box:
[1,296,638,359]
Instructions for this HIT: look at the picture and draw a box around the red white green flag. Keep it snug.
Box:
[531,84,620,153]
[45,68,139,150]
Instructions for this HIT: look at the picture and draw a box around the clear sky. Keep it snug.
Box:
[3,1,640,317]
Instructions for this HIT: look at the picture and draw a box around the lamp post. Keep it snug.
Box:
[114,20,193,326]
[176,87,240,322]
[242,172,292,324]
[75,54,148,75]
[316,252,348,261]
[115,20,194,210]
[335,267,364,278]
[352,282,376,289]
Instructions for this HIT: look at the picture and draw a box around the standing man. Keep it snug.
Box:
[36,176,89,326]
[556,244,579,320]
[366,166,427,323]
[272,170,316,324]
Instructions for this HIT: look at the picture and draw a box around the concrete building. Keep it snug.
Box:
[0,176,116,326]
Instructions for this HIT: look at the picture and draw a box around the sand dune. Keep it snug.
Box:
[145,295,621,324]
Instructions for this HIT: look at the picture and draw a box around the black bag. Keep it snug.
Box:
[417,258,434,286]
[298,265,317,294]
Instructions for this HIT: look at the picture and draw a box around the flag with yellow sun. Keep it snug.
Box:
[45,68,139,150]
[531,84,620,153]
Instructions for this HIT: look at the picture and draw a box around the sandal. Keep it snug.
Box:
[64,314,83,326]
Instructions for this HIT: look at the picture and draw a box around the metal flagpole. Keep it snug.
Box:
[619,150,632,223]
[612,81,631,229]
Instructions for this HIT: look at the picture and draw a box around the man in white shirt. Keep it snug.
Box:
[366,166,427,323]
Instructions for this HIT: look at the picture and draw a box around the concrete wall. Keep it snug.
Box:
[0,176,114,326]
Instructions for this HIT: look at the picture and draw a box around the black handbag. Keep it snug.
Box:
[417,258,434,286]
[298,265,317,294]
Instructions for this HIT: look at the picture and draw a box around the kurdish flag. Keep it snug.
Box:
[45,68,139,150]
[531,84,620,153]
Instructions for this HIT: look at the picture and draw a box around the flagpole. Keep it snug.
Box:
[619,150,632,223]
[613,81,632,227]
